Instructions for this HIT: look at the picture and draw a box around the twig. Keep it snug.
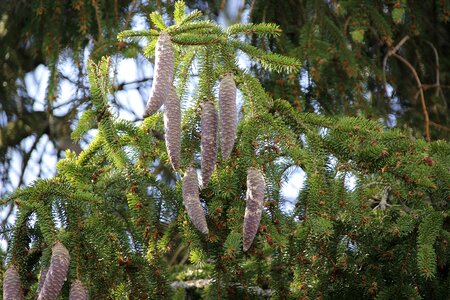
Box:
[425,41,440,98]
[382,36,410,100]
[124,0,138,30]
[425,40,447,106]
[343,16,352,34]
[156,0,162,13]
[248,0,257,20]
[92,0,103,44]
[18,134,43,187]
[430,121,450,132]
[114,0,119,23]
[373,187,391,211]
[114,77,154,91]
[393,53,430,142]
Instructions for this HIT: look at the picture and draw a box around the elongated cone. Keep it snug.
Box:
[219,74,237,159]
[38,242,70,300]
[182,166,209,234]
[201,101,218,188]
[3,264,24,300]
[164,86,181,169]
[243,167,265,252]
[69,280,89,300]
[143,32,174,117]
[36,267,49,296]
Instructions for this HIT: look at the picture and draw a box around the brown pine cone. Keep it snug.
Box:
[36,267,49,296]
[69,280,89,300]
[143,32,174,117]
[182,166,209,234]
[243,167,265,251]
[164,86,181,170]
[219,74,237,160]
[3,264,24,300]
[37,242,70,300]
[201,100,218,188]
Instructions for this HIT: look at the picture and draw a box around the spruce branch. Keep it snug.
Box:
[177,9,203,26]
[231,41,300,74]
[226,23,282,37]
[117,29,159,41]
[150,11,167,30]
[174,0,186,24]
[170,21,222,35]
[171,34,224,46]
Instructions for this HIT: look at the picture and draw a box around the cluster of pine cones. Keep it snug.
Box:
[3,31,267,299]
[3,242,88,300]
[145,32,266,252]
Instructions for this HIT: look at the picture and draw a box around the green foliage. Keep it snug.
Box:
[249,0,450,140]
[1,1,449,299]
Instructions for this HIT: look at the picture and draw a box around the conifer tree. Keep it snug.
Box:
[1,2,449,299]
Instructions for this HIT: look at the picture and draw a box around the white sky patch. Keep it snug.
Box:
[24,65,49,111]
[116,89,147,120]
[131,14,148,31]
[280,166,306,214]
[344,172,358,191]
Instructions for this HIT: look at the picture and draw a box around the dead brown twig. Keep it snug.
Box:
[382,36,431,142]
[392,53,430,142]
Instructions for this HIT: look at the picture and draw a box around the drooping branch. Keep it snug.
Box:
[382,35,410,100]
[381,35,431,142]
[393,53,430,142]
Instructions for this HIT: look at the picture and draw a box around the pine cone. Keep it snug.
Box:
[243,167,265,252]
[36,267,49,296]
[143,32,174,117]
[3,264,24,300]
[69,280,89,300]
[38,242,70,300]
[201,100,218,188]
[164,86,181,169]
[182,166,209,234]
[219,74,237,160]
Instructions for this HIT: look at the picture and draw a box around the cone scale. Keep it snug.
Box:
[182,166,209,234]
[243,167,265,252]
[143,32,174,117]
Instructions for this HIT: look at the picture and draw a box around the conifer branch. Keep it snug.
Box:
[150,11,167,30]
[117,29,159,41]
[226,23,282,36]
[231,41,300,73]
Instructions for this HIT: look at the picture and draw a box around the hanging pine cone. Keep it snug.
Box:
[36,267,49,296]
[243,167,265,252]
[69,280,89,300]
[164,86,181,170]
[182,166,209,234]
[219,73,237,160]
[201,100,218,188]
[143,32,174,117]
[37,242,70,300]
[3,264,24,300]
